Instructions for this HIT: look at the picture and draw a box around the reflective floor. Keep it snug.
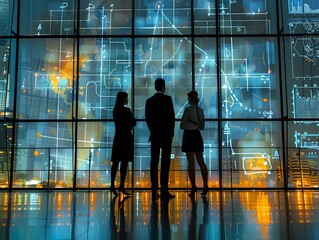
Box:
[0,190,319,240]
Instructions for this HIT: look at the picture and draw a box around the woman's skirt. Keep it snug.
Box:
[182,129,204,152]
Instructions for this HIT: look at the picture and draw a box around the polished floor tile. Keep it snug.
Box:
[0,190,318,240]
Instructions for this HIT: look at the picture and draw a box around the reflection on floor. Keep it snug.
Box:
[0,190,319,240]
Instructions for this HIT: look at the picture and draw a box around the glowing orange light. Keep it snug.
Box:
[33,150,40,157]
[263,98,268,102]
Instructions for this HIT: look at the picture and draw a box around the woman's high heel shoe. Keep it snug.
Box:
[110,187,119,196]
[119,188,131,196]
[201,187,209,196]
[188,186,197,196]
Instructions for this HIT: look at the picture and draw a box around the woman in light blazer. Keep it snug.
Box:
[180,90,208,196]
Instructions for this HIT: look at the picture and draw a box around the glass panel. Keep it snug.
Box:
[0,0,16,36]
[0,122,12,188]
[17,38,77,119]
[134,122,151,188]
[20,0,76,36]
[281,1,319,33]
[284,35,319,119]
[78,38,132,120]
[134,120,219,188]
[286,121,319,188]
[218,0,277,34]
[76,122,113,188]
[79,0,132,35]
[221,121,282,188]
[220,37,280,119]
[134,121,151,166]
[287,121,319,148]
[0,39,15,119]
[194,37,218,119]
[13,153,73,189]
[14,122,73,188]
[194,0,216,34]
[134,0,191,35]
[134,37,192,119]
[287,148,319,188]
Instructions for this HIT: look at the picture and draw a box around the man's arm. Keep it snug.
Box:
[145,99,152,132]
[168,96,175,137]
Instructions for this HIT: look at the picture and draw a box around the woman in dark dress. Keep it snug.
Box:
[110,92,136,196]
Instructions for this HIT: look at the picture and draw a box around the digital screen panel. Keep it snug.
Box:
[134,0,191,35]
[134,37,192,119]
[289,0,319,14]
[19,0,76,36]
[215,0,276,34]
[221,121,282,188]
[193,37,218,119]
[17,38,76,119]
[78,38,132,120]
[194,0,216,34]
[79,0,132,35]
[220,37,280,119]
[284,0,319,187]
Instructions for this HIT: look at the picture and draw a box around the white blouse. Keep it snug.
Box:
[180,104,205,131]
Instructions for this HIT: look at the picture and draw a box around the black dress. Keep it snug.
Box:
[111,106,136,163]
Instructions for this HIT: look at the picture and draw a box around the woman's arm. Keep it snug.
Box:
[199,108,205,130]
[180,108,188,130]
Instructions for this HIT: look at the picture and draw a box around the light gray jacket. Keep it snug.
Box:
[180,104,205,131]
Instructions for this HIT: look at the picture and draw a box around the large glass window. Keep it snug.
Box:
[0,0,318,189]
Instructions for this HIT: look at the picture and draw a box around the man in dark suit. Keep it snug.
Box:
[145,78,175,200]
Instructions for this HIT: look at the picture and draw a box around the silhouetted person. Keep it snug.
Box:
[188,195,197,240]
[119,196,129,240]
[198,196,209,240]
[161,199,171,240]
[180,90,208,196]
[110,92,136,196]
[145,78,175,200]
[149,200,159,240]
[110,195,130,240]
[188,196,209,240]
[110,196,118,240]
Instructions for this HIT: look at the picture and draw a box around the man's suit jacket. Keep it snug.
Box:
[145,92,175,142]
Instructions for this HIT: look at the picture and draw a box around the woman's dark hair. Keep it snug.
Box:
[187,90,199,105]
[115,91,128,108]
